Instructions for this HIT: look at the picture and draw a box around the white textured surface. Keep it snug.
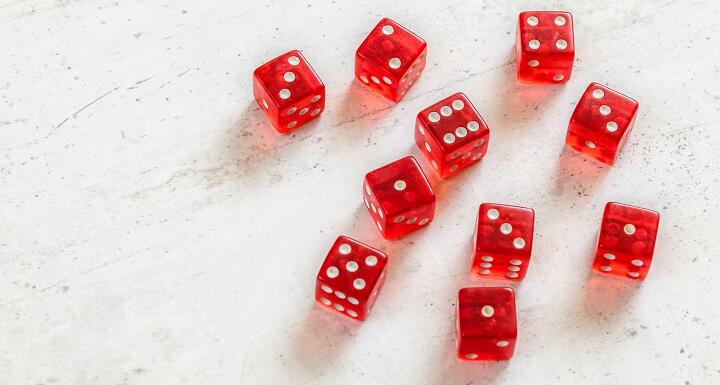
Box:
[2,1,719,384]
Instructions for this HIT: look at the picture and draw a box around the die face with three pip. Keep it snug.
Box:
[253,50,325,133]
[414,92,490,178]
[315,236,388,321]
[457,287,517,361]
[363,156,436,240]
[355,18,427,102]
[471,203,535,281]
[566,83,640,165]
[516,11,575,84]
[593,202,660,280]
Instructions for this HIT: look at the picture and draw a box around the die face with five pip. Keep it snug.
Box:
[315,236,388,321]
[516,11,574,84]
[457,287,517,361]
[253,50,325,133]
[566,83,640,165]
[471,203,535,281]
[415,92,490,178]
[355,18,427,102]
[593,202,659,280]
[363,156,436,240]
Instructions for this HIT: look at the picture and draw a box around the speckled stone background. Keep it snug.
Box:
[1,1,719,384]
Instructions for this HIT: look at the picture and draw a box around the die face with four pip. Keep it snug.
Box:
[355,18,427,102]
[593,202,659,280]
[315,236,388,321]
[516,11,574,84]
[414,92,490,178]
[471,203,535,281]
[363,156,436,240]
[566,83,640,165]
[457,287,517,361]
[253,50,325,133]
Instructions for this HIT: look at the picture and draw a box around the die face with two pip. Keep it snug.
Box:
[363,156,436,240]
[471,203,535,281]
[566,83,640,165]
[457,287,517,361]
[516,11,574,84]
[315,236,388,321]
[414,93,490,178]
[355,18,427,102]
[253,50,325,133]
[593,202,659,280]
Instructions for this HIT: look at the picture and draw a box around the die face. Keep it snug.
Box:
[593,202,659,280]
[516,11,574,84]
[457,287,517,361]
[253,50,326,133]
[316,236,388,321]
[566,83,640,165]
[355,18,427,102]
[364,156,436,239]
[471,203,534,281]
[414,93,490,178]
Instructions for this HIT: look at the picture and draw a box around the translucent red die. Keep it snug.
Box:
[315,236,388,321]
[355,18,427,102]
[253,50,325,133]
[593,202,660,280]
[471,203,535,281]
[566,83,640,165]
[363,156,436,239]
[516,11,574,84]
[457,287,517,361]
[414,92,490,178]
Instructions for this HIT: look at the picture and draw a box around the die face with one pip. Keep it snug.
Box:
[253,50,325,133]
[315,236,388,321]
[516,11,574,84]
[355,18,427,102]
[471,203,535,281]
[457,287,517,361]
[363,156,436,240]
[566,83,640,165]
[593,202,659,280]
[415,92,490,178]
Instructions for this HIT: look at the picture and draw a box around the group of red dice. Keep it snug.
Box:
[253,12,661,361]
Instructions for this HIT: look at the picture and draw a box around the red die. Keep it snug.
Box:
[457,287,517,361]
[471,203,535,281]
[253,50,325,133]
[593,202,660,280]
[516,11,574,84]
[363,156,436,239]
[355,18,427,102]
[315,236,388,321]
[565,83,640,165]
[414,92,490,178]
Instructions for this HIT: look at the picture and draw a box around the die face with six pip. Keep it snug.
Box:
[516,11,574,84]
[355,18,427,102]
[471,203,535,281]
[363,156,436,240]
[593,202,659,280]
[415,92,490,178]
[315,236,388,321]
[457,287,517,361]
[253,50,325,133]
[566,83,640,165]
